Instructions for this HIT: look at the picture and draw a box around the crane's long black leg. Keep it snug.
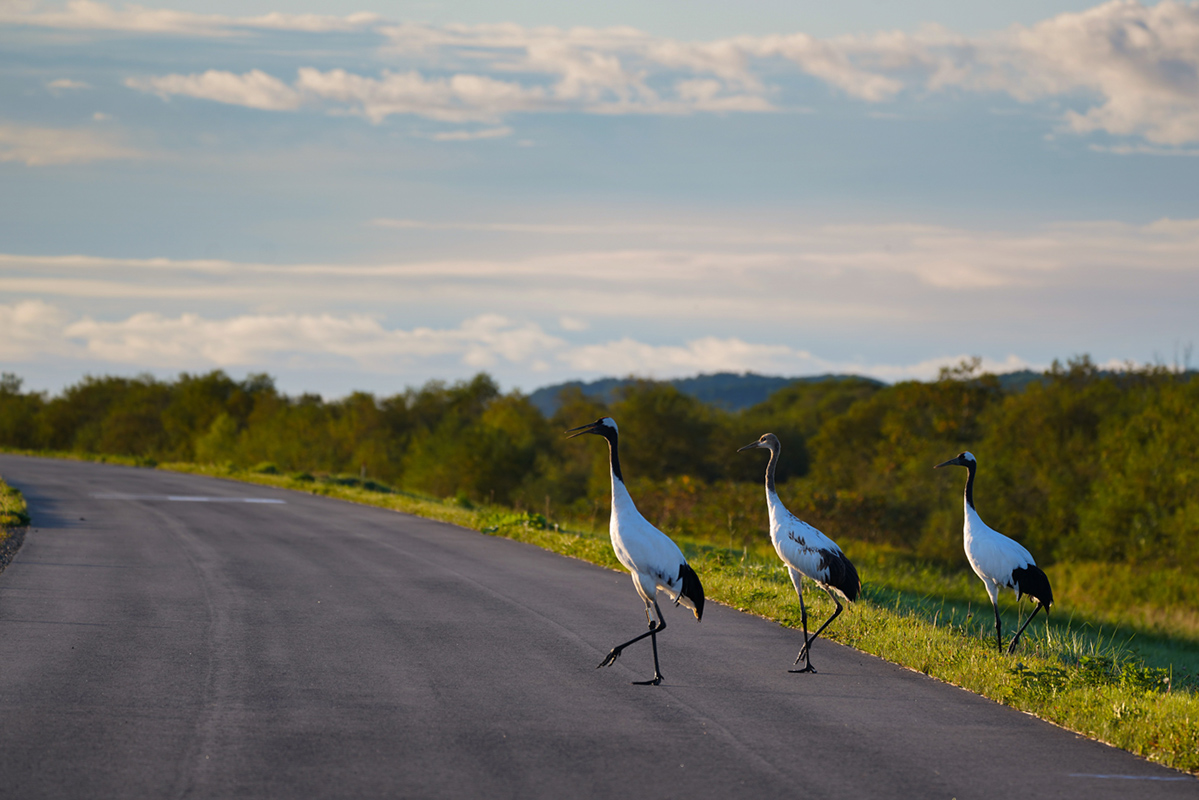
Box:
[596,617,663,668]
[789,581,816,673]
[991,599,1003,653]
[793,593,844,673]
[1006,602,1044,655]
[632,600,667,685]
[598,600,667,683]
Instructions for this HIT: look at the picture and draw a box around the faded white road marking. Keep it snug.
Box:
[91,493,285,504]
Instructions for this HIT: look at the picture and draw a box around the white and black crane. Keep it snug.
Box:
[935,451,1054,654]
[566,417,704,685]
[738,433,860,673]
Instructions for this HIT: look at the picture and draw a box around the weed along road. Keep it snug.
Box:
[0,455,1192,799]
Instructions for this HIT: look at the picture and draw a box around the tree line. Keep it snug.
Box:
[1,356,1195,569]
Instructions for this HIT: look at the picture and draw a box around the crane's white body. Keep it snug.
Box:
[567,416,703,685]
[739,432,858,672]
[937,450,1052,654]
[765,487,852,600]
[609,463,699,617]
[963,501,1036,608]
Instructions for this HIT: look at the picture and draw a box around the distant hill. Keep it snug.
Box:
[992,370,1044,393]
[527,372,884,416]
[527,369,1053,416]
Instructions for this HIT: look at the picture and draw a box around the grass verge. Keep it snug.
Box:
[0,474,30,573]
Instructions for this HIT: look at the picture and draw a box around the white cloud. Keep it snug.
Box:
[5,215,1199,300]
[0,300,74,358]
[563,336,797,375]
[2,0,379,36]
[0,298,1042,385]
[13,1,1199,141]
[749,33,907,102]
[1,216,1195,392]
[561,338,1037,382]
[1089,142,1199,155]
[294,67,546,123]
[860,353,1036,383]
[47,77,89,91]
[670,79,775,113]
[426,126,513,141]
[0,122,144,165]
[374,5,1199,142]
[997,0,1199,145]
[126,69,302,111]
[0,300,576,372]
[56,311,565,370]
[127,67,546,123]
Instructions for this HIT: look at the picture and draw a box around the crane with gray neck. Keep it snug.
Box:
[739,433,860,673]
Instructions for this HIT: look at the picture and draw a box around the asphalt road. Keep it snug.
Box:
[0,454,1193,799]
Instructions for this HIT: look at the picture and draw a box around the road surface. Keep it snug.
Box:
[0,454,1192,798]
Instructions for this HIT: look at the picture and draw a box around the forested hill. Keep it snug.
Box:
[528,370,1043,415]
[527,373,878,415]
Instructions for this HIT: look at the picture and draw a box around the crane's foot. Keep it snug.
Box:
[1006,636,1022,655]
[794,645,810,665]
[788,664,817,674]
[597,648,623,669]
[632,675,663,686]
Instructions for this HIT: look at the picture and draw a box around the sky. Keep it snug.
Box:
[2,0,1198,398]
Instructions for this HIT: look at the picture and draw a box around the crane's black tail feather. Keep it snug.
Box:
[678,563,705,621]
[1012,564,1053,610]
[826,550,861,603]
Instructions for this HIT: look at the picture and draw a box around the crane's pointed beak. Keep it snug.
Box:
[737,440,765,452]
[934,458,957,469]
[565,422,600,439]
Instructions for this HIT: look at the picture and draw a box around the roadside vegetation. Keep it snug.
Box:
[2,358,1198,770]
[0,475,30,572]
[0,476,30,530]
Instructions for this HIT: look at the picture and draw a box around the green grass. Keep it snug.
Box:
[3,452,1196,773]
[839,541,1199,677]
[0,474,31,573]
[0,475,30,531]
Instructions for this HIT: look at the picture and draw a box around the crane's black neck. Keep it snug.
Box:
[601,429,623,483]
[764,442,779,495]
[963,462,976,510]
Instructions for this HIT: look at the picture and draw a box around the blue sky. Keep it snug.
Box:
[2,1,1198,397]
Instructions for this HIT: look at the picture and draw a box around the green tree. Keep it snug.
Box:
[0,373,46,450]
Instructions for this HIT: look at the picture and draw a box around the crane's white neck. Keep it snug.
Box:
[610,468,638,516]
[765,484,787,526]
[604,432,639,522]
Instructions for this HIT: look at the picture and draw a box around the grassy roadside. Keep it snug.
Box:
[0,474,31,573]
[0,477,30,530]
[154,461,1198,774]
[2,451,1195,772]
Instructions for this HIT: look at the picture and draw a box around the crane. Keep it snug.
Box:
[566,417,704,685]
[738,433,860,673]
[935,451,1054,653]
